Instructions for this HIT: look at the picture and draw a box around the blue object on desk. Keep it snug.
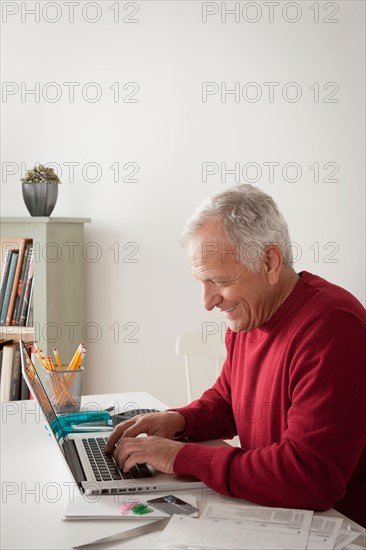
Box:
[51,411,112,438]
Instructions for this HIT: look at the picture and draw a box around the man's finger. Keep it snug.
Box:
[120,420,148,439]
[113,438,146,468]
[104,419,137,452]
[121,451,149,472]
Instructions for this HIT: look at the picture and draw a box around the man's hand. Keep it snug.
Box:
[110,435,184,474]
[104,411,186,454]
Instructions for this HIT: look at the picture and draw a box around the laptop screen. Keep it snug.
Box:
[19,339,67,444]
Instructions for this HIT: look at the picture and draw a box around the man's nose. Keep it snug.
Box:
[202,282,222,311]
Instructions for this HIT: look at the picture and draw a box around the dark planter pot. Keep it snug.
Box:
[22,181,58,216]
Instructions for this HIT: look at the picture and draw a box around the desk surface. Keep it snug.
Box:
[1,392,365,550]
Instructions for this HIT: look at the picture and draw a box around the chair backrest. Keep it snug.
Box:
[175,331,226,403]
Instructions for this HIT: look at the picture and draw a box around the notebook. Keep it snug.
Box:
[20,339,213,496]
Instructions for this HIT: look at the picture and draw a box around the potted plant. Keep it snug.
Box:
[21,164,60,216]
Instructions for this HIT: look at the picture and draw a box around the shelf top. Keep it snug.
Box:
[0,327,34,334]
[1,217,91,224]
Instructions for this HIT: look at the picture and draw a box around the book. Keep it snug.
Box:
[0,252,19,325]
[0,339,14,381]
[9,344,21,400]
[25,277,34,327]
[0,341,32,400]
[20,369,31,400]
[0,250,12,314]
[0,343,17,401]
[4,238,33,325]
[20,342,33,400]
[14,246,33,326]
[11,243,32,325]
[19,248,35,326]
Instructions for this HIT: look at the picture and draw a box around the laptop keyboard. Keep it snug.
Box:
[82,437,153,482]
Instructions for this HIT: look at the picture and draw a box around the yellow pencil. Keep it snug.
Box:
[39,350,49,370]
[75,345,86,369]
[53,348,63,371]
[68,343,82,371]
[45,356,54,371]
[34,342,47,369]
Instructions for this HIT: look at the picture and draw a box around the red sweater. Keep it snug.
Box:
[173,272,366,527]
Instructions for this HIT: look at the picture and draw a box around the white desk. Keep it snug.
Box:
[1,392,365,549]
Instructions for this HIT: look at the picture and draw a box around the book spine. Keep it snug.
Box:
[5,240,28,325]
[9,344,21,401]
[20,343,34,400]
[15,247,33,327]
[0,250,12,314]
[11,244,32,326]
[25,277,35,327]
[20,371,30,400]
[0,252,19,325]
[19,249,35,326]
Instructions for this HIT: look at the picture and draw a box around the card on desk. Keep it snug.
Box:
[147,494,199,516]
[63,493,198,520]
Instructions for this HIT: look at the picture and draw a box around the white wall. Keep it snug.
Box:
[1,1,365,407]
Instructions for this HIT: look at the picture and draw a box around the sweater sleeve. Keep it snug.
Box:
[173,311,366,512]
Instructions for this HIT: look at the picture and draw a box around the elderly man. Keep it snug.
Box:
[106,184,366,527]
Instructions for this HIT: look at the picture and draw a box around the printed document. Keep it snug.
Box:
[306,515,343,549]
[160,504,314,549]
[334,528,363,550]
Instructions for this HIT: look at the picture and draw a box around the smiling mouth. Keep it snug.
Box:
[221,304,238,314]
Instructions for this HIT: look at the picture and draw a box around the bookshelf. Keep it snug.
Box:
[0,218,91,387]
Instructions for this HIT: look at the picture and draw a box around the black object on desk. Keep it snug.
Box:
[111,408,159,428]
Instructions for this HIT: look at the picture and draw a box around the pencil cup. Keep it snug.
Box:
[43,366,84,414]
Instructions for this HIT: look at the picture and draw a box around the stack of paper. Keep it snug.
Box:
[159,504,363,550]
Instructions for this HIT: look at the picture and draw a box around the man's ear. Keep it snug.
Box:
[264,245,283,284]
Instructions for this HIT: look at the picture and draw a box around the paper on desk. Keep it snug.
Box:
[306,515,343,549]
[334,528,362,550]
[63,494,197,520]
[160,505,314,549]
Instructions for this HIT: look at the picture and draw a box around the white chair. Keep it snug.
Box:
[175,331,227,403]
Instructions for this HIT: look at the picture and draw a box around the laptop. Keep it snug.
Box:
[20,339,211,496]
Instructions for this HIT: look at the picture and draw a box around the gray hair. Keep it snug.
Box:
[180,184,293,272]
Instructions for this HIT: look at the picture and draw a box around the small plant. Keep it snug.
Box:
[21,164,60,184]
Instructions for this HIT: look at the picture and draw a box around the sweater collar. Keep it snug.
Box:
[259,271,312,333]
